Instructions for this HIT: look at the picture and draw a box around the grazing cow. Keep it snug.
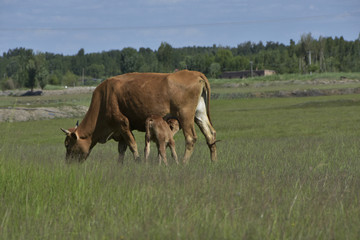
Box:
[144,116,180,166]
[60,70,217,164]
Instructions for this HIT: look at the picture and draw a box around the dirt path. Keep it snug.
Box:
[0,87,93,122]
[0,86,96,97]
[0,105,89,122]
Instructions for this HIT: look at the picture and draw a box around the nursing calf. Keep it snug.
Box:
[145,116,180,165]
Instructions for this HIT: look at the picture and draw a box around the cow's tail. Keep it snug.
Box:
[201,74,212,125]
[199,73,217,162]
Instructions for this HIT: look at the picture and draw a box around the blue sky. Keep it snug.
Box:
[0,0,359,55]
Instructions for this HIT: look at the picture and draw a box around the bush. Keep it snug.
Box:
[48,74,60,85]
[62,71,78,87]
[1,77,15,90]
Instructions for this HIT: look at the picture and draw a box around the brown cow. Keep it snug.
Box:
[144,116,180,166]
[60,70,217,164]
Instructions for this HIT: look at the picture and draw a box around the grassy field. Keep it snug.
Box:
[1,76,360,239]
[210,72,360,99]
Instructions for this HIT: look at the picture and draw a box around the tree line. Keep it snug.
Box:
[1,33,359,91]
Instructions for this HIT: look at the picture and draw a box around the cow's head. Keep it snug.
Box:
[60,121,90,163]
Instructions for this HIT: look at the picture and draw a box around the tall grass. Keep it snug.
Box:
[1,94,360,239]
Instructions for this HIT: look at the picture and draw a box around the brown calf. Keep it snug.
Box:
[144,116,180,165]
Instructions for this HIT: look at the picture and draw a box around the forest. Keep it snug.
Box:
[0,33,359,91]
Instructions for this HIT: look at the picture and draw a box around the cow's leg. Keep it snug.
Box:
[116,119,140,162]
[111,104,140,162]
[117,140,127,164]
[181,118,197,164]
[195,96,217,162]
[121,130,140,162]
[168,140,179,165]
[113,113,140,162]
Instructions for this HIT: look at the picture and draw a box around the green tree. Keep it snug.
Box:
[317,36,326,72]
[6,48,34,88]
[209,62,221,78]
[5,59,19,77]
[37,67,49,90]
[34,53,48,89]
[2,34,360,82]
[71,48,86,75]
[299,33,314,66]
[139,47,159,72]
[63,71,78,87]
[229,55,249,71]
[289,39,296,57]
[25,59,37,92]
[215,49,233,71]
[103,51,121,76]
[48,74,60,85]
[120,48,142,73]
[0,77,15,90]
[87,64,105,78]
[157,42,173,72]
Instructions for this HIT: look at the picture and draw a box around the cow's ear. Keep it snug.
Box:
[70,132,78,140]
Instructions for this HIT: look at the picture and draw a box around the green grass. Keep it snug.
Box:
[210,72,360,99]
[1,87,360,239]
[43,85,68,90]
[212,81,360,94]
[209,72,360,84]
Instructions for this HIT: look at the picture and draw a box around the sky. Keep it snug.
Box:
[0,0,359,55]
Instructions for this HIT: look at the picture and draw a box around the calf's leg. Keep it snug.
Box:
[144,139,151,163]
[158,142,168,166]
[168,140,179,164]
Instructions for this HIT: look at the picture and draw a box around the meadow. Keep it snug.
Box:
[1,74,360,239]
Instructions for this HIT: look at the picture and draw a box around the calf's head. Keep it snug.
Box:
[167,118,180,136]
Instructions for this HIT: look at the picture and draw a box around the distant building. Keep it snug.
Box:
[220,70,276,79]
